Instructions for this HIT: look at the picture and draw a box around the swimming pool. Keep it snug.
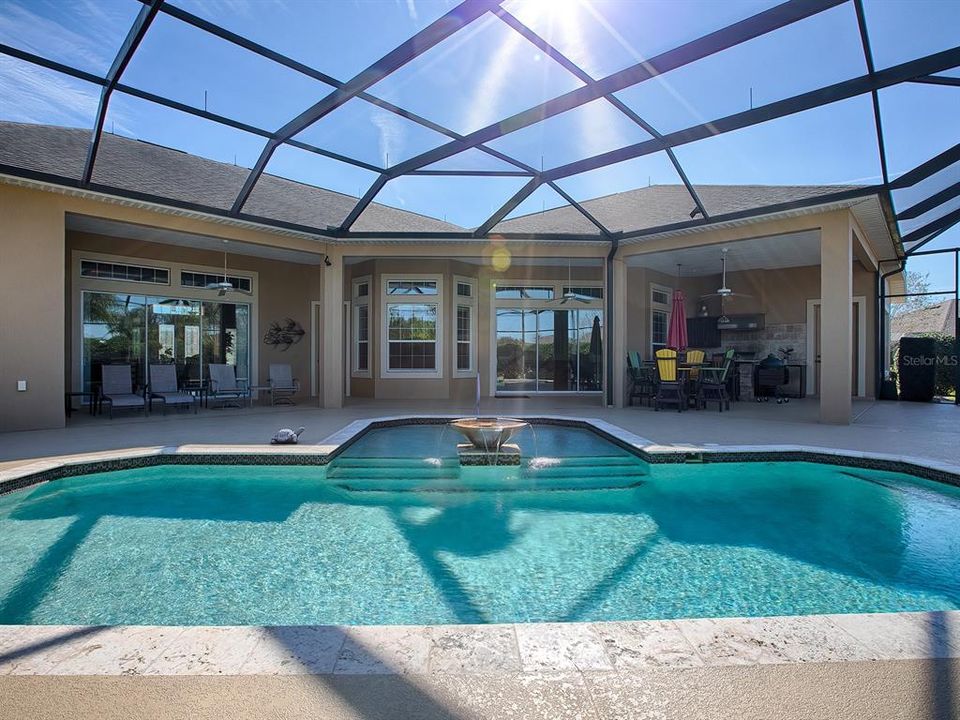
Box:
[1,423,959,626]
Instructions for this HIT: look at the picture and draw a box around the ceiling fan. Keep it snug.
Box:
[556,258,592,305]
[698,248,752,301]
[698,248,751,324]
[207,241,252,297]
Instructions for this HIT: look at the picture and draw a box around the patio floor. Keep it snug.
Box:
[1,396,956,471]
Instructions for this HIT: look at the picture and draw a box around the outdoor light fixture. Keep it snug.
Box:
[324,256,332,267]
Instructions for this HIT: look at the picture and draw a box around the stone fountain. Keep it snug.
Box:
[449,417,528,466]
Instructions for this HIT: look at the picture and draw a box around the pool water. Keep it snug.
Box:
[1,426,959,626]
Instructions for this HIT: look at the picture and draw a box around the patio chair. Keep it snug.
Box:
[626,351,655,407]
[208,363,250,408]
[654,348,686,412]
[100,365,147,419]
[149,364,198,415]
[698,348,735,412]
[268,363,300,406]
[684,348,706,407]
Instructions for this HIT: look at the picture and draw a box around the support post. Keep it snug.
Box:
[610,254,628,407]
[321,249,344,408]
[819,212,854,424]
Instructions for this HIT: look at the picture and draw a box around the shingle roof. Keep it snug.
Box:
[890,299,957,344]
[0,121,865,237]
[493,184,863,234]
[0,121,463,234]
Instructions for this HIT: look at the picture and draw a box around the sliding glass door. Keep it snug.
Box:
[81,291,250,392]
[495,308,602,393]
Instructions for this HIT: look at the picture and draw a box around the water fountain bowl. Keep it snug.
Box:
[450,417,529,466]
[450,417,528,450]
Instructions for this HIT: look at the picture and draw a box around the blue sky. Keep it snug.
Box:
[0,0,957,283]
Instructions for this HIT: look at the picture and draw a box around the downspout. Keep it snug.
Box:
[605,236,620,407]
[877,258,906,397]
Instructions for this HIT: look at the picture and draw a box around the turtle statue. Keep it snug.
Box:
[271,426,305,445]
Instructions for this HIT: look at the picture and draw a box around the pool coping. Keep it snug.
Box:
[2,415,960,676]
[2,611,959,676]
[2,414,960,496]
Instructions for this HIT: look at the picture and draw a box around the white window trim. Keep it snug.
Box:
[453,275,477,377]
[352,276,371,377]
[650,282,672,357]
[381,273,443,379]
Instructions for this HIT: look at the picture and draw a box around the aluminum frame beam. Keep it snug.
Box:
[492,7,708,221]
[381,0,845,178]
[897,181,960,220]
[81,0,163,185]
[229,0,503,214]
[340,0,844,228]
[539,46,960,183]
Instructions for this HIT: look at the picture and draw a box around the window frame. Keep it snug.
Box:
[650,282,673,356]
[453,275,477,377]
[352,275,372,378]
[381,273,443,378]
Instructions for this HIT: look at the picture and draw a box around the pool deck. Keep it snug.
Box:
[2,397,959,718]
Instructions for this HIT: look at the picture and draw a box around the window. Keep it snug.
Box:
[354,305,370,373]
[495,285,554,300]
[80,291,250,394]
[387,303,437,369]
[563,286,603,300]
[387,279,437,295]
[650,284,672,354]
[81,260,169,285]
[352,276,371,375]
[382,274,442,376]
[181,270,252,293]
[453,276,476,375]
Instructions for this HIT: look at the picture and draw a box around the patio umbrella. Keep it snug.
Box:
[666,289,688,350]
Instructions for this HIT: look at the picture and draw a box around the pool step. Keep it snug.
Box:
[325,455,647,492]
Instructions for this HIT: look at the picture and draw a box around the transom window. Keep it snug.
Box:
[81,260,169,285]
[181,270,252,293]
[495,285,554,300]
[563,286,603,300]
[387,279,438,295]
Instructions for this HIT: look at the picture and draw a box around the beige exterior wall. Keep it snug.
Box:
[0,187,66,431]
[0,181,895,428]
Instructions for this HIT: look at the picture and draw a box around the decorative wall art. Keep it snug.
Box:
[263,318,305,351]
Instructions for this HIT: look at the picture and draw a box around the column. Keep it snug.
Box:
[819,212,853,424]
[321,248,344,409]
[610,255,628,407]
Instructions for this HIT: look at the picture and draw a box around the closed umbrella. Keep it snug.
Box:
[588,314,603,390]
[666,289,688,350]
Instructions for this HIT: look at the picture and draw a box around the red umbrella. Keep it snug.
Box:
[666,289,688,350]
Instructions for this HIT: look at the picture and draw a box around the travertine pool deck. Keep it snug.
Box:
[2,611,959,676]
